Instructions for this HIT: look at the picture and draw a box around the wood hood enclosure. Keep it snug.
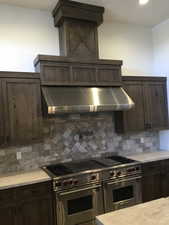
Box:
[0,0,168,147]
[34,0,135,115]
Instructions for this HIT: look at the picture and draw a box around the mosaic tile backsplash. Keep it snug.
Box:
[0,113,159,175]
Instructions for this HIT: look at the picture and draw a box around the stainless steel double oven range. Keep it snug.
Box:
[44,156,142,225]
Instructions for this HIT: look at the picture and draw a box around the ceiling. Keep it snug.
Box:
[0,0,169,27]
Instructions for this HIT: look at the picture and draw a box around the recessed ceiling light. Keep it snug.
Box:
[139,0,149,5]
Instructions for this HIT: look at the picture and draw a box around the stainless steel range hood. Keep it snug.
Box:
[42,87,134,115]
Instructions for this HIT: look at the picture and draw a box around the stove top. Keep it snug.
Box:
[46,159,104,176]
[45,155,138,177]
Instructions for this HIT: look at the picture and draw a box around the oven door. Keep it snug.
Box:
[104,176,142,212]
[56,184,104,225]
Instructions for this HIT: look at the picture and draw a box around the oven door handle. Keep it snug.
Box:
[58,184,102,197]
[106,176,142,186]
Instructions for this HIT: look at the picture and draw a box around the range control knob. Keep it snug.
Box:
[136,167,140,171]
[117,171,121,177]
[91,175,97,180]
[110,171,114,176]
[55,182,61,187]
[63,180,68,186]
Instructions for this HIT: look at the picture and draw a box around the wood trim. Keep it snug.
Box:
[52,0,104,27]
[0,72,40,79]
[34,55,123,67]
[122,76,167,82]
[40,82,122,87]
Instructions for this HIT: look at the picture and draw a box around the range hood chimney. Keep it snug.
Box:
[34,0,134,115]
[52,0,104,59]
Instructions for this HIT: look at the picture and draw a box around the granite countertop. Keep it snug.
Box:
[125,150,169,163]
[96,198,169,225]
[0,169,51,190]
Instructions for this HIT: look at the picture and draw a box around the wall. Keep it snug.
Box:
[153,19,169,150]
[0,4,154,76]
[0,114,159,174]
[0,4,59,72]
[98,22,154,75]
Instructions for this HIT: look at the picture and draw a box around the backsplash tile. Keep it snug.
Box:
[0,113,159,175]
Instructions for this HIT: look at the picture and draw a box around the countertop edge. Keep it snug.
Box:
[125,150,169,163]
[0,177,51,190]
[0,169,51,190]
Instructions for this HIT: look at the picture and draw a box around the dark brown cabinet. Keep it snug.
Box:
[161,159,169,197]
[142,159,169,203]
[0,182,54,225]
[143,82,168,130]
[18,197,53,225]
[142,161,162,203]
[0,72,42,146]
[115,76,169,133]
[0,206,16,225]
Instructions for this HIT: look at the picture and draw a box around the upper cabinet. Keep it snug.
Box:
[0,72,42,146]
[34,55,122,87]
[115,76,169,133]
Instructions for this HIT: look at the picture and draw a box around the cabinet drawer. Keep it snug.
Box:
[16,182,52,200]
[0,188,15,205]
[142,161,161,175]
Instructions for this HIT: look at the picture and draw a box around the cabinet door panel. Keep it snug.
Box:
[97,66,121,84]
[123,82,145,131]
[0,206,16,225]
[142,173,161,203]
[42,63,70,84]
[144,82,168,130]
[18,198,53,225]
[72,66,96,83]
[2,79,42,144]
[161,173,169,197]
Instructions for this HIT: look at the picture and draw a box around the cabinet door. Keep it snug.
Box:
[143,82,169,130]
[142,161,162,203]
[114,81,145,133]
[161,173,169,197]
[123,82,145,131]
[0,80,5,145]
[2,78,42,145]
[18,197,53,225]
[142,173,161,203]
[0,206,16,225]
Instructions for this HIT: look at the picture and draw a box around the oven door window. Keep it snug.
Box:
[113,185,134,202]
[68,195,93,215]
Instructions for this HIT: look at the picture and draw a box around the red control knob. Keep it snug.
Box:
[74,179,78,185]
[69,180,73,185]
